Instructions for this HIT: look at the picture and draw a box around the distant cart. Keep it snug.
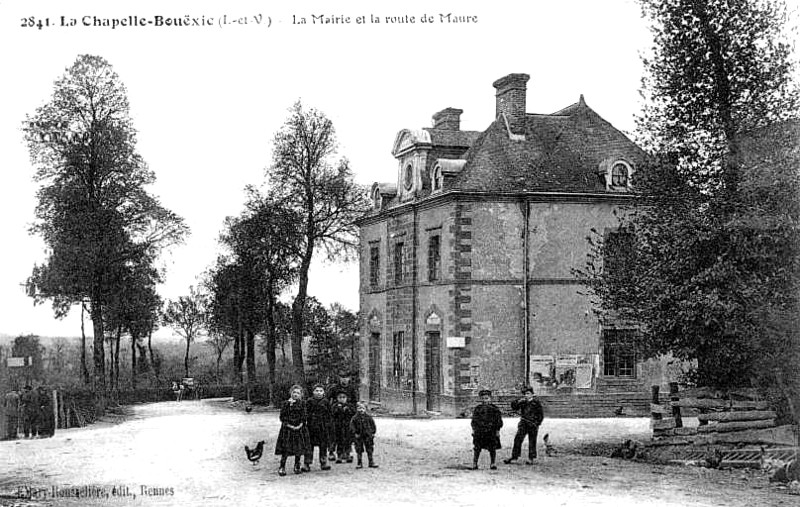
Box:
[180,378,201,400]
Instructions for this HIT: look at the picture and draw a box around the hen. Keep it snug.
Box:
[245,440,265,465]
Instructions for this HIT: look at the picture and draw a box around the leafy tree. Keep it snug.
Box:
[267,101,371,383]
[206,260,247,378]
[579,0,799,418]
[23,55,187,390]
[163,286,208,378]
[218,188,302,399]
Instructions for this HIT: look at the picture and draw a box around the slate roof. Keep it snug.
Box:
[452,100,643,193]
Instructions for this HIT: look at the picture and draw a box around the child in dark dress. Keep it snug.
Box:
[331,392,355,463]
[275,385,311,476]
[349,402,378,469]
[305,384,332,471]
[471,389,503,470]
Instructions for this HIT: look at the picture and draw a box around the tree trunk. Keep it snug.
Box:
[291,240,314,386]
[245,328,256,384]
[265,291,277,406]
[80,302,90,385]
[131,333,137,389]
[115,324,121,391]
[184,337,191,379]
[90,297,105,391]
[147,328,159,382]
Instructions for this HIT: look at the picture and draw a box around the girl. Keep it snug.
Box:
[274,384,311,475]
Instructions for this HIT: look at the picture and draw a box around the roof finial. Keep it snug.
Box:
[579,94,586,106]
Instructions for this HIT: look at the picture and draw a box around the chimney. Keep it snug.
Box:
[432,108,463,130]
[493,73,529,134]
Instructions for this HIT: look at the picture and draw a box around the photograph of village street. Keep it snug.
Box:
[0,0,798,505]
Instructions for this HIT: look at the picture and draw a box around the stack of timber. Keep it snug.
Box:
[648,384,796,447]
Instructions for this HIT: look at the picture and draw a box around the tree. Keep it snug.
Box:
[579,0,799,415]
[204,332,233,383]
[267,101,371,383]
[23,55,188,390]
[163,286,208,378]
[217,188,302,399]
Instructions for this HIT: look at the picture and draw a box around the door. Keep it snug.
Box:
[369,333,381,401]
[425,332,442,411]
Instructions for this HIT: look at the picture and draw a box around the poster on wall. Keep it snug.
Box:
[555,354,579,387]
[530,355,555,392]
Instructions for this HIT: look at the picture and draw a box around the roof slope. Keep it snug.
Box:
[453,101,643,192]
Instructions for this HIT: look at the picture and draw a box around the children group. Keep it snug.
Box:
[273,377,544,475]
[274,379,377,476]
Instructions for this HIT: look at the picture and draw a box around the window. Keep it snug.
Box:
[403,164,414,190]
[392,331,405,384]
[428,235,441,282]
[369,244,380,286]
[604,229,634,278]
[602,329,637,377]
[394,242,404,285]
[611,161,631,187]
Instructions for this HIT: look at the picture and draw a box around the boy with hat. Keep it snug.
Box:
[504,386,544,464]
[349,402,378,469]
[471,389,503,470]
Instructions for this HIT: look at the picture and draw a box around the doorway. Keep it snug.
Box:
[425,331,442,411]
[368,333,381,401]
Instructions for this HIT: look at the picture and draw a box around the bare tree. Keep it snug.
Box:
[163,286,208,378]
[267,102,370,384]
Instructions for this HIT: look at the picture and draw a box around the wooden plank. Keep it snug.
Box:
[697,419,775,433]
[650,403,670,414]
[676,387,724,399]
[671,399,770,410]
[673,426,698,436]
[698,410,776,423]
[651,417,676,430]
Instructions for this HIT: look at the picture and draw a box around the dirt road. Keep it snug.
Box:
[0,399,793,507]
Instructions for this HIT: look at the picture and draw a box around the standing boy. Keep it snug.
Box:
[504,386,544,464]
[349,402,378,469]
[304,384,332,471]
[470,389,503,470]
[331,392,355,463]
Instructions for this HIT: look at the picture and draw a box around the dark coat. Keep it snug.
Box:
[274,399,310,456]
[510,397,544,427]
[471,403,503,450]
[331,401,355,442]
[306,397,332,446]
[349,412,376,442]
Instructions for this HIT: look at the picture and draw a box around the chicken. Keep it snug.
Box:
[245,405,253,413]
[245,440,265,465]
[613,406,624,416]
[543,433,557,457]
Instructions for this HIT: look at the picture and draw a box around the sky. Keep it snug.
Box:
[0,0,675,339]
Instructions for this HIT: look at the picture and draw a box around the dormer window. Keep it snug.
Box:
[431,165,443,192]
[611,162,629,187]
[403,164,414,191]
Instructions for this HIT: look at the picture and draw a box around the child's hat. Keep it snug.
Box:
[522,386,534,394]
[356,401,368,409]
[478,389,492,397]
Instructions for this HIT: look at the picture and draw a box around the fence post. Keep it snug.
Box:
[669,382,682,428]
[52,389,58,434]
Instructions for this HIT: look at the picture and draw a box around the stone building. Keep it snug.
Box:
[356,73,669,416]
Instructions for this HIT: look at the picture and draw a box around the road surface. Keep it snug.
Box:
[0,399,793,507]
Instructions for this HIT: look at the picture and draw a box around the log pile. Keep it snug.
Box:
[649,384,792,446]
